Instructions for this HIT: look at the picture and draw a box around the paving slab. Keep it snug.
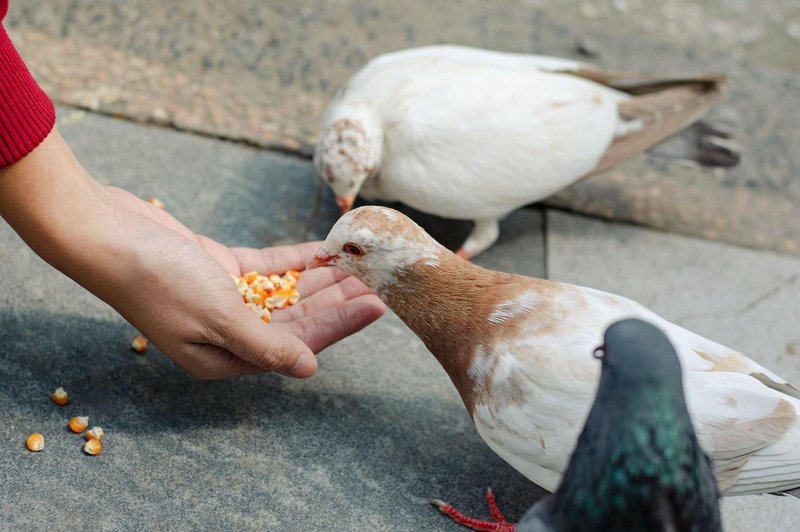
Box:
[0,108,548,530]
[5,0,800,256]
[546,210,800,531]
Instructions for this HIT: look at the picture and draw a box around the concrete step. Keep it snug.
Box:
[6,0,800,258]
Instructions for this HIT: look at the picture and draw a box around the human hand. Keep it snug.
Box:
[0,129,385,379]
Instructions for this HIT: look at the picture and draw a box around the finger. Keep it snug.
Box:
[219,303,318,378]
[272,276,377,323]
[230,242,324,275]
[271,294,385,353]
[294,267,352,297]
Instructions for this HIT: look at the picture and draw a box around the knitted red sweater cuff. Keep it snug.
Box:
[0,23,56,168]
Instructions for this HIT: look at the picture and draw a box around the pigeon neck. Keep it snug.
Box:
[551,380,702,526]
[380,252,525,414]
[595,370,691,424]
[325,106,383,178]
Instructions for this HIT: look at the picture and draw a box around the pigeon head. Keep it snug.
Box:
[313,105,383,214]
[596,318,683,389]
[308,206,444,292]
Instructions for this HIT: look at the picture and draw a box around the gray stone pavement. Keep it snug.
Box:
[1,107,799,530]
[5,0,800,257]
[0,108,546,530]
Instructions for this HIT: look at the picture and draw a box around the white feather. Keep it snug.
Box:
[319,207,800,497]
[468,344,493,388]
[488,290,542,324]
[317,45,628,220]
[473,283,800,496]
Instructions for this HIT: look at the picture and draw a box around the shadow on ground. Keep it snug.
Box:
[0,310,544,530]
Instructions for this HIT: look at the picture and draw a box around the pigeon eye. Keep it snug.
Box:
[342,242,365,257]
[592,344,606,360]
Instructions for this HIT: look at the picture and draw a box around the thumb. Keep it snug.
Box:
[222,304,318,378]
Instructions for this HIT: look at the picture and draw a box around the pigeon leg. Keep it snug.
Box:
[455,218,500,259]
[431,488,516,531]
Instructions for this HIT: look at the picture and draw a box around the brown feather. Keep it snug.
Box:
[709,398,796,491]
[562,69,728,176]
[695,350,800,400]
[382,250,565,415]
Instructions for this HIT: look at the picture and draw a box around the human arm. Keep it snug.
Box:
[0,128,385,378]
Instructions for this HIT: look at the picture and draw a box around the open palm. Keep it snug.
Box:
[98,185,385,379]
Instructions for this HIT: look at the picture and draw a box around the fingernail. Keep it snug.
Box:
[288,350,317,378]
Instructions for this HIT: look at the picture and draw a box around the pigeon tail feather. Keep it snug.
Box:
[579,74,732,175]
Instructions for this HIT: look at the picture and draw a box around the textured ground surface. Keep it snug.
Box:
[0,109,546,530]
[3,1,800,528]
[1,108,799,530]
[4,0,800,256]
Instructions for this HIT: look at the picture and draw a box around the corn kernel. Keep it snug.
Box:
[247,294,264,305]
[130,335,148,353]
[147,197,166,209]
[51,386,69,406]
[85,427,104,441]
[26,433,44,452]
[69,416,89,434]
[267,294,288,310]
[234,270,301,322]
[83,438,102,456]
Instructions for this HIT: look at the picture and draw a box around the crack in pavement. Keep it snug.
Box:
[674,271,800,323]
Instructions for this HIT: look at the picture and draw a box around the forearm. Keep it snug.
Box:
[0,129,128,295]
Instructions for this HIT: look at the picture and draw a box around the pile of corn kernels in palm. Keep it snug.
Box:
[126,270,302,355]
[233,270,301,323]
[141,197,302,322]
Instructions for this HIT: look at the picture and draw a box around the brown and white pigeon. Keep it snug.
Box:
[308,206,800,501]
[313,45,737,258]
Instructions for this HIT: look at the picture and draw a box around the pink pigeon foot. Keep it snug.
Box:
[431,488,516,531]
[455,247,472,260]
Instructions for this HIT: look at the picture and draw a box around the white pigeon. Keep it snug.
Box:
[313,45,734,258]
[308,206,800,498]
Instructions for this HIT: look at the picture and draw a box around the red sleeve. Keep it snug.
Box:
[0,0,56,168]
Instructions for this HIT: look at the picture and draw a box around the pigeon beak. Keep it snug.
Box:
[335,194,355,214]
[307,248,339,269]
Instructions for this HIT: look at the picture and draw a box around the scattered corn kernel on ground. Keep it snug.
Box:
[130,335,148,353]
[69,416,89,434]
[85,427,104,441]
[50,386,68,406]
[25,433,44,452]
[233,270,301,323]
[83,438,102,456]
[26,389,107,455]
